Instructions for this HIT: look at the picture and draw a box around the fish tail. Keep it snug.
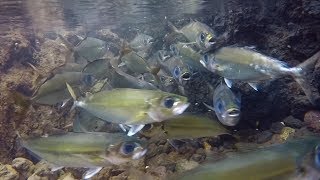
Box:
[167,21,180,33]
[290,67,319,106]
[58,34,74,52]
[290,51,320,106]
[66,82,77,110]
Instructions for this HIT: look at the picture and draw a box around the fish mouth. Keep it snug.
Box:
[227,108,240,117]
[173,103,190,115]
[208,37,216,45]
[132,148,147,160]
[181,72,191,81]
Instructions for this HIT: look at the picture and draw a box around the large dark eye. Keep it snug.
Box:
[173,66,180,78]
[216,99,224,113]
[203,54,209,63]
[121,142,136,155]
[200,33,205,42]
[83,74,95,86]
[163,97,175,108]
[170,45,178,56]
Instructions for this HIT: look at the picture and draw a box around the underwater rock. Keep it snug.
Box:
[11,157,35,177]
[0,164,19,180]
[57,172,75,180]
[304,110,320,131]
[175,159,199,173]
[270,122,285,134]
[283,116,304,129]
[256,130,273,144]
[28,161,59,180]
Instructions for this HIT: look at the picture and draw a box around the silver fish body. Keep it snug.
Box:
[169,20,217,51]
[174,136,320,180]
[71,88,189,125]
[129,33,153,52]
[157,55,193,85]
[213,83,241,126]
[170,42,206,71]
[201,46,302,82]
[200,46,317,104]
[32,72,94,105]
[22,132,147,168]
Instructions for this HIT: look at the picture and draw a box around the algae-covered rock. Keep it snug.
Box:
[12,157,35,177]
[0,164,19,180]
[175,159,199,173]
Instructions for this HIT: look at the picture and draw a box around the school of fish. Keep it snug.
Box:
[19,19,320,179]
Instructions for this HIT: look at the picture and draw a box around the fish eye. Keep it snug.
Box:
[173,66,181,78]
[83,74,95,86]
[163,97,175,108]
[200,33,206,42]
[142,124,153,131]
[120,142,137,155]
[203,54,209,63]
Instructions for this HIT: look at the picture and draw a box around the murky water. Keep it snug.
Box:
[0,0,225,34]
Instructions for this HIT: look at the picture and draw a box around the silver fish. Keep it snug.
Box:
[201,46,318,104]
[212,82,241,126]
[157,55,193,85]
[22,132,147,179]
[173,136,320,180]
[32,72,95,105]
[168,19,217,51]
[66,83,189,136]
[170,42,207,71]
[129,33,154,52]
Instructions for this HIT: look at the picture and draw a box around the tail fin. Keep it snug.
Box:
[58,34,74,52]
[66,82,77,110]
[167,21,180,33]
[290,68,319,106]
[292,51,320,106]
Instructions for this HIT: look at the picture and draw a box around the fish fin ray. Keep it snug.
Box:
[167,21,180,33]
[83,167,102,179]
[224,78,233,88]
[119,124,127,132]
[127,125,145,136]
[203,102,215,111]
[248,82,259,91]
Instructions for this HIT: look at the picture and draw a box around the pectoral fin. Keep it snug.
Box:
[224,78,233,88]
[127,124,145,136]
[248,82,259,91]
[83,167,102,179]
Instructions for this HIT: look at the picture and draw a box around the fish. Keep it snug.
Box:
[157,69,178,93]
[141,114,229,140]
[110,57,158,90]
[120,51,155,74]
[32,72,96,105]
[59,35,108,63]
[82,58,112,80]
[73,109,112,133]
[21,132,147,179]
[173,136,320,180]
[157,55,193,85]
[205,82,241,126]
[66,83,189,136]
[200,46,319,105]
[170,42,205,71]
[168,19,217,51]
[129,33,154,52]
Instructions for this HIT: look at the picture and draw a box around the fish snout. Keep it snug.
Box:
[221,108,240,126]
